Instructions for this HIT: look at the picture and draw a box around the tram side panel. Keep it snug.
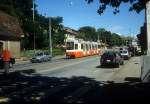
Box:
[66,40,102,58]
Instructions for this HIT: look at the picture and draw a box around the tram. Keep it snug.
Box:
[66,39,101,58]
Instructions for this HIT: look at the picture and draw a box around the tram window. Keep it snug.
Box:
[89,45,91,50]
[86,44,88,50]
[83,44,85,51]
[66,42,74,50]
[75,44,78,49]
[81,44,84,49]
[92,45,95,49]
[95,45,97,49]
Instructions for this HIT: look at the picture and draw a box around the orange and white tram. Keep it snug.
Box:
[66,39,101,58]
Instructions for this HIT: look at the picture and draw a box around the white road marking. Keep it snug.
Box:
[38,57,99,73]
[94,70,99,73]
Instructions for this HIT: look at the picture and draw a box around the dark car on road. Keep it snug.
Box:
[100,51,124,68]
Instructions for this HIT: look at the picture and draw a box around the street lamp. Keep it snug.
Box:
[44,13,53,59]
[146,1,150,55]
[33,0,36,54]
[49,17,52,58]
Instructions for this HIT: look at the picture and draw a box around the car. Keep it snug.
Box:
[120,50,130,60]
[100,51,124,68]
[30,52,51,63]
[135,50,142,56]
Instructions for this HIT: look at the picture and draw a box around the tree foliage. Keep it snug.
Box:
[137,23,147,53]
[85,0,149,15]
[78,26,97,41]
[0,0,65,50]
[77,26,125,46]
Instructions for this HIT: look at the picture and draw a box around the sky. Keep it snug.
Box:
[36,0,145,36]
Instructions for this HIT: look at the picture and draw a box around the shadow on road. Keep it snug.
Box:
[96,65,116,69]
[0,70,150,103]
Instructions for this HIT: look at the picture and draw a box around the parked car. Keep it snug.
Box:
[0,57,15,69]
[120,50,130,60]
[100,51,124,68]
[30,52,51,63]
[135,50,142,56]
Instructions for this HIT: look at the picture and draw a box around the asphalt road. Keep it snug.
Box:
[12,55,129,81]
[0,56,144,103]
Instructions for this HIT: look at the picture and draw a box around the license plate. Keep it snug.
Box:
[106,60,111,62]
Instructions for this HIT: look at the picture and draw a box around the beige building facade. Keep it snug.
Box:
[64,27,78,42]
[0,40,20,58]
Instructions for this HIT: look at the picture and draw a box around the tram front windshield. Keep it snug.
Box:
[66,42,74,50]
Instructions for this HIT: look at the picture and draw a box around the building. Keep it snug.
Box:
[64,27,78,42]
[0,11,23,58]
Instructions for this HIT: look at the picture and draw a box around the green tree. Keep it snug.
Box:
[0,0,65,49]
[85,0,148,15]
[137,23,147,53]
[77,26,97,41]
[111,33,124,46]
[97,28,108,43]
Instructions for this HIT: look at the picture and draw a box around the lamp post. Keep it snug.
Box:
[146,1,150,55]
[49,17,52,58]
[33,0,36,54]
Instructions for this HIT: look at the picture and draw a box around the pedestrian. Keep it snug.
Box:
[1,49,11,74]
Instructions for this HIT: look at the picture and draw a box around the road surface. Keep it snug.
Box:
[12,55,141,82]
[0,56,145,103]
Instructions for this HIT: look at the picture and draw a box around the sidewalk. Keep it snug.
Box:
[15,55,66,65]
[111,56,141,83]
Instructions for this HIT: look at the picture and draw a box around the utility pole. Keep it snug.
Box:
[129,28,132,47]
[49,17,52,58]
[146,1,150,55]
[98,34,100,42]
[33,0,36,54]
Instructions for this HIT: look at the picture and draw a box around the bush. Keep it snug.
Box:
[21,48,65,58]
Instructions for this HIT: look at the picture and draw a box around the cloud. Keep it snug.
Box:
[109,25,124,34]
[116,33,122,36]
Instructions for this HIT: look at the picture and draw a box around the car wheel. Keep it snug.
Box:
[48,58,51,61]
[4,68,9,75]
[9,62,13,68]
[100,62,104,67]
[31,60,34,63]
[120,61,124,65]
[41,59,45,62]
[115,63,119,68]
[46,58,49,62]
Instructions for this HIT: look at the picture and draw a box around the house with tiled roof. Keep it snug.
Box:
[0,11,23,58]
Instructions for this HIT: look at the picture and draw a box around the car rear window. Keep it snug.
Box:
[103,52,115,57]
[120,51,127,54]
